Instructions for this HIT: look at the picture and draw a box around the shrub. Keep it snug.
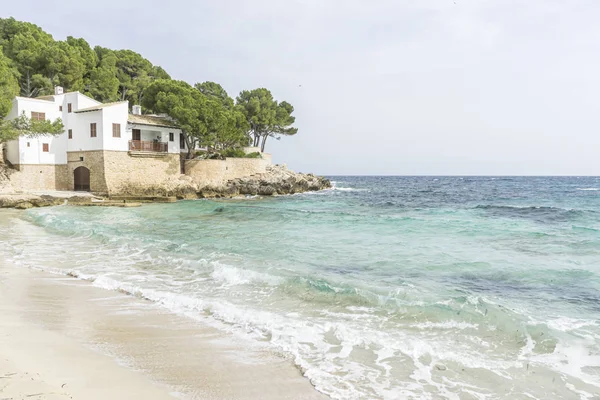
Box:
[245,152,262,159]
[222,148,246,158]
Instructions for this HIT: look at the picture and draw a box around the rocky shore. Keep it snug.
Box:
[197,165,331,198]
[0,165,331,209]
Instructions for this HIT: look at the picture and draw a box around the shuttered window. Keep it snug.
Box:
[68,103,72,113]
[169,132,174,142]
[42,143,49,152]
[59,105,63,111]
[90,123,97,138]
[31,112,45,121]
[112,123,121,138]
[68,129,73,139]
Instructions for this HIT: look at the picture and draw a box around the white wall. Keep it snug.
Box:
[6,97,67,165]
[67,110,103,152]
[4,92,187,166]
[101,102,129,151]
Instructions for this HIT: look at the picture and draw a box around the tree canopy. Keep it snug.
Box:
[236,88,297,152]
[143,80,250,158]
[0,18,170,102]
[0,18,297,153]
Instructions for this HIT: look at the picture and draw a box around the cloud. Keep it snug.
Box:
[4,0,600,174]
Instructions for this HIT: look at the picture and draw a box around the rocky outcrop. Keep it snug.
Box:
[197,165,331,198]
[0,163,330,207]
[0,193,95,209]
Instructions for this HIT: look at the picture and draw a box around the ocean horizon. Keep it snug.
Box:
[2,176,600,399]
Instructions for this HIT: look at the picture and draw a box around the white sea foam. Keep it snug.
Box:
[545,317,598,332]
[410,321,479,330]
[210,262,283,286]
[577,188,600,191]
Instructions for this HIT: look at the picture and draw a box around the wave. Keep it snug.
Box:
[474,205,591,223]
[577,188,600,191]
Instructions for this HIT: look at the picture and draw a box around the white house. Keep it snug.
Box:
[3,87,187,192]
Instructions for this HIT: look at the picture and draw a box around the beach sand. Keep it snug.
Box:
[0,260,327,400]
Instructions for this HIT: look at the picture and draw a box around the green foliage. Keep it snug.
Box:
[245,152,262,159]
[0,48,19,118]
[86,48,119,102]
[143,79,207,158]
[0,18,170,105]
[195,81,232,108]
[236,88,297,152]
[0,113,64,144]
[221,148,246,158]
[113,49,170,106]
[0,18,299,153]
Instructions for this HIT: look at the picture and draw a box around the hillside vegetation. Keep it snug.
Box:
[0,18,297,154]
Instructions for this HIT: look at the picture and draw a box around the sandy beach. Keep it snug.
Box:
[0,256,327,400]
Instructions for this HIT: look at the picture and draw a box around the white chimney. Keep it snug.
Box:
[54,86,64,95]
[132,105,142,115]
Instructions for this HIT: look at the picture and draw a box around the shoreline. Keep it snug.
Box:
[0,254,328,399]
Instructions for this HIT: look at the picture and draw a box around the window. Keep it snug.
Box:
[90,123,97,138]
[31,112,46,121]
[27,142,30,147]
[180,133,185,149]
[112,123,121,138]
[68,103,72,113]
[68,129,73,139]
[169,132,174,142]
[42,143,49,152]
[59,105,63,111]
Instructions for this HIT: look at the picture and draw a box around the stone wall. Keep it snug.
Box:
[184,156,271,187]
[8,164,69,191]
[102,151,188,195]
[67,151,108,193]
[64,151,187,195]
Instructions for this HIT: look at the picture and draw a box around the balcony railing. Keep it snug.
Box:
[129,140,168,153]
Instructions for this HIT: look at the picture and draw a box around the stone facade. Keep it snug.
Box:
[3,148,275,196]
[8,164,69,191]
[64,150,186,195]
[103,151,183,194]
[67,151,108,193]
[184,157,271,187]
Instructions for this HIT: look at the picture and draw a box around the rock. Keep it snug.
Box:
[435,364,447,371]
[14,201,33,209]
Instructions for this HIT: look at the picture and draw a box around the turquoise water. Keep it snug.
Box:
[2,176,600,399]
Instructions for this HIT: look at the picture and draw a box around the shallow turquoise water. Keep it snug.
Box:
[2,177,600,399]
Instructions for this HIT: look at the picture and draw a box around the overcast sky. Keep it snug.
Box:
[4,0,600,175]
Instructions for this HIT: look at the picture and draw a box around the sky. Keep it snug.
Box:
[4,0,600,175]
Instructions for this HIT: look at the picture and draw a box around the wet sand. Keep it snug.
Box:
[0,261,328,399]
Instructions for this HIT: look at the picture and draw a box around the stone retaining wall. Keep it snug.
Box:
[184,156,271,187]
[8,164,69,191]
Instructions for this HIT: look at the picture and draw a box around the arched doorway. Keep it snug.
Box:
[74,166,90,191]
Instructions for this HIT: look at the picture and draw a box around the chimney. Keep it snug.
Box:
[132,105,142,115]
[54,86,64,95]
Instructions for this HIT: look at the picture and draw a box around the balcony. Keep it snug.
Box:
[129,140,168,153]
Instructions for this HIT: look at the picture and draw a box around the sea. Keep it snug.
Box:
[1,176,600,400]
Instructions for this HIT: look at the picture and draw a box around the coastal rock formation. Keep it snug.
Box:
[0,193,96,209]
[198,165,331,198]
[0,163,330,208]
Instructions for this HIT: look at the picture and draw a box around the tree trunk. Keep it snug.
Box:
[184,134,196,160]
[260,135,268,152]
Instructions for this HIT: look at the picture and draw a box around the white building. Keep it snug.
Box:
[3,87,187,192]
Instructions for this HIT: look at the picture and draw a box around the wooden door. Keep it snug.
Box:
[74,166,90,191]
[132,129,141,141]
